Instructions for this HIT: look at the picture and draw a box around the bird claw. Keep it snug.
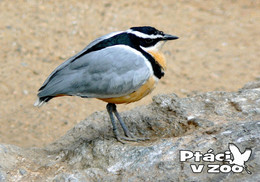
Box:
[116,134,150,144]
[107,103,149,144]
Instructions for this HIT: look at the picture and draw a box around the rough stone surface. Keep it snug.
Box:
[0,81,259,181]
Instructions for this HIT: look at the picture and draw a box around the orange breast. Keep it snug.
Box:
[99,76,157,104]
[147,50,166,70]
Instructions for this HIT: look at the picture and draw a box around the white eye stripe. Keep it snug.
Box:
[126,29,163,39]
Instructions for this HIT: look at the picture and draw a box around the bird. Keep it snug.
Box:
[226,143,252,174]
[34,26,178,142]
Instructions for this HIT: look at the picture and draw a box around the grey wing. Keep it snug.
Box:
[39,31,123,89]
[38,45,152,99]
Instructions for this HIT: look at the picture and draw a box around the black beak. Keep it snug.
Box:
[163,34,179,40]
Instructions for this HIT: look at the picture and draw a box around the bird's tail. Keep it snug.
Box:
[34,96,53,107]
[34,97,46,107]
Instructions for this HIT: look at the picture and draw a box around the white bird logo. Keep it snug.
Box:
[226,143,252,174]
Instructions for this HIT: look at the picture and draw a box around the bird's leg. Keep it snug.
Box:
[111,103,134,138]
[107,103,149,142]
[106,103,124,143]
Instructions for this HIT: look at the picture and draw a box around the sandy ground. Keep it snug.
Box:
[0,0,259,148]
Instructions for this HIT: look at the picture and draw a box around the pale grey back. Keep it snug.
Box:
[38,45,152,99]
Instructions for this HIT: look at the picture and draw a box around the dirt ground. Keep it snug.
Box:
[0,0,259,148]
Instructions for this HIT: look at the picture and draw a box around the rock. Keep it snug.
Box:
[240,80,260,90]
[0,81,259,181]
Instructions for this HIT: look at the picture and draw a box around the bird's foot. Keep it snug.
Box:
[107,103,149,144]
[115,133,149,144]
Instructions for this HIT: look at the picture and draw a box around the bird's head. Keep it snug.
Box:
[126,26,178,51]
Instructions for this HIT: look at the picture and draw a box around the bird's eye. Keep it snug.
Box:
[145,39,153,44]
[157,31,164,35]
[160,31,164,35]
